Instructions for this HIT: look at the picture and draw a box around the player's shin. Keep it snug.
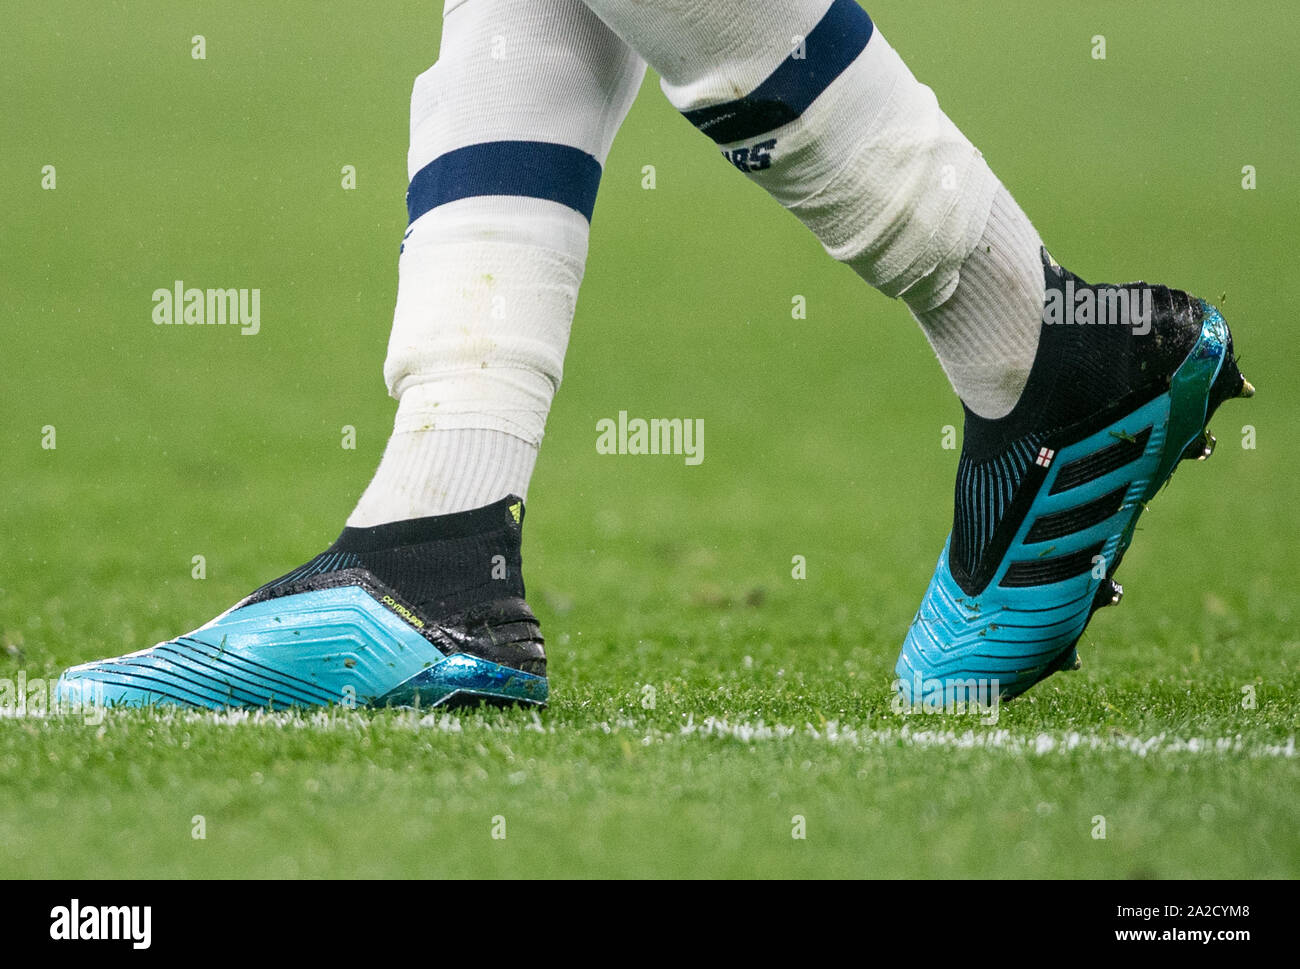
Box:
[350,0,645,526]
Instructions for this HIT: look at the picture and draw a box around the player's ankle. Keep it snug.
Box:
[909,186,1045,420]
[253,495,532,620]
[348,427,538,527]
[959,252,1209,449]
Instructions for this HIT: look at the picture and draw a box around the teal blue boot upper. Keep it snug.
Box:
[56,496,548,711]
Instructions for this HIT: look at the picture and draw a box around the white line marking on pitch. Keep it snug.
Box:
[142,709,1298,759]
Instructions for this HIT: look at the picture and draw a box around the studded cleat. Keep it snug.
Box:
[55,496,547,711]
[895,252,1252,705]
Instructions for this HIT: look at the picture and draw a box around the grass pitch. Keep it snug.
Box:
[1,0,1297,878]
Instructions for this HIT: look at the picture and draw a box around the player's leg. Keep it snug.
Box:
[56,0,644,711]
[351,0,643,526]
[576,0,1252,701]
[580,0,1040,417]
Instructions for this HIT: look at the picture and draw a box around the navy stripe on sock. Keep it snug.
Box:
[406,140,603,224]
[681,0,873,144]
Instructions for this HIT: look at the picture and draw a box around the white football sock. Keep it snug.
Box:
[578,0,1045,416]
[912,186,1045,419]
[349,0,644,526]
[351,429,539,525]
